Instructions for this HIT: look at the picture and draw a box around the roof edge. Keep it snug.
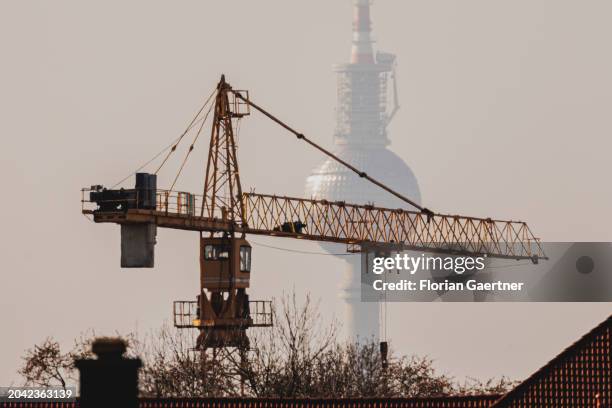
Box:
[491,314,612,407]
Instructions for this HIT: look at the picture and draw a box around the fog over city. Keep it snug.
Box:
[1,0,611,387]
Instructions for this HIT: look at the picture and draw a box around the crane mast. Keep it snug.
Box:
[201,76,246,226]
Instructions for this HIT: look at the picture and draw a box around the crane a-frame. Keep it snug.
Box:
[82,75,546,351]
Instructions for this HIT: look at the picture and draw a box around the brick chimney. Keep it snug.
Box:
[75,337,142,408]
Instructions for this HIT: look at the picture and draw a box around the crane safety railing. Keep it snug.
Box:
[173,300,199,328]
[81,188,227,220]
[173,300,273,329]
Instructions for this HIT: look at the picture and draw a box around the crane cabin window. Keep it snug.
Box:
[204,244,230,260]
[240,246,251,272]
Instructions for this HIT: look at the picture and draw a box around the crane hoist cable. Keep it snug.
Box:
[109,88,217,188]
[154,87,218,175]
[250,240,357,256]
[232,91,433,217]
[110,136,182,188]
[168,96,216,191]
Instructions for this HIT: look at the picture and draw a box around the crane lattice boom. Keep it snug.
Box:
[82,188,545,260]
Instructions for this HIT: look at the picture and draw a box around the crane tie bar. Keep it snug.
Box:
[232,91,432,217]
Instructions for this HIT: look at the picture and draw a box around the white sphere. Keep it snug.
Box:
[305,144,421,340]
[305,145,421,211]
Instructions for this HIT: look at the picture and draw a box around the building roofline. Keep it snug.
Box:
[491,314,612,407]
[0,395,504,408]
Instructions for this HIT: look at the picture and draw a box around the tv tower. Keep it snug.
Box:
[305,0,421,339]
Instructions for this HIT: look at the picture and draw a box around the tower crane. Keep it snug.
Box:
[82,75,545,355]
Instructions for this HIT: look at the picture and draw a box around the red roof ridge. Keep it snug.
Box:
[491,314,611,407]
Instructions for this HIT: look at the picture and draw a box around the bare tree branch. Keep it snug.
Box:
[18,292,515,398]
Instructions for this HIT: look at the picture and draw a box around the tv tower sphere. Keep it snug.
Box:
[305,0,421,340]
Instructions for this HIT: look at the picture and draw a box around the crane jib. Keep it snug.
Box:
[82,188,546,262]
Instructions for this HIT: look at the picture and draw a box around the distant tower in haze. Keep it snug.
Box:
[305,0,421,339]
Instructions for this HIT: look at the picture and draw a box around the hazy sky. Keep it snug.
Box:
[1,0,611,387]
